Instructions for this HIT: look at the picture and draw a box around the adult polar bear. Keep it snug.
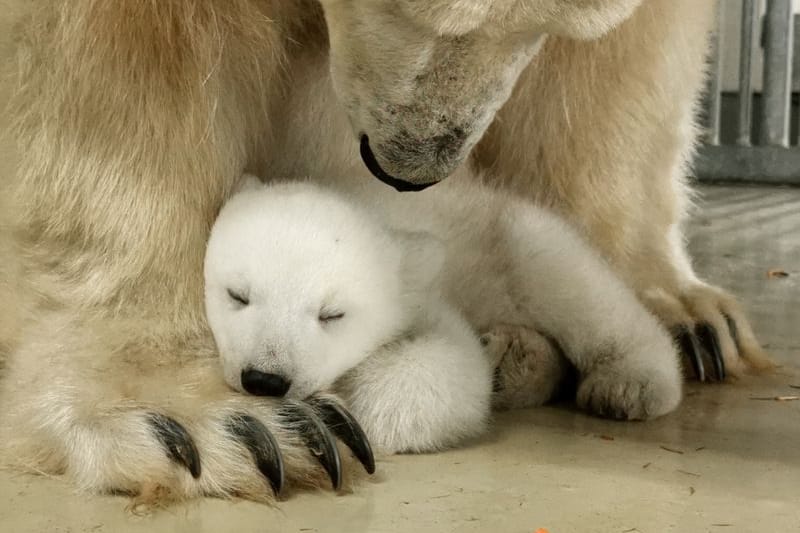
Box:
[0,0,770,503]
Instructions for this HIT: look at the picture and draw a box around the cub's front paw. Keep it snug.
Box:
[576,363,681,421]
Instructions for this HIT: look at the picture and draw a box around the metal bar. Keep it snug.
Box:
[760,0,795,147]
[794,14,799,145]
[704,3,725,145]
[695,145,800,184]
[794,14,800,91]
[737,0,759,146]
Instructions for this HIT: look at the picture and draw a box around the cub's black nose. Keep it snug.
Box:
[241,369,291,397]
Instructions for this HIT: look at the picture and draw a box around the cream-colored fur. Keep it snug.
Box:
[0,0,769,505]
[0,2,19,371]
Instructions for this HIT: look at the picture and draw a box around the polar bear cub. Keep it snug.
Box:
[204,174,682,453]
[205,177,493,453]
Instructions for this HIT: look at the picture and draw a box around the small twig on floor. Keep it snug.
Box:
[711,524,734,528]
[659,445,684,455]
[642,462,652,469]
[599,434,615,441]
[749,396,800,401]
[767,269,789,279]
[695,446,706,452]
[622,528,640,533]
[677,469,701,477]
[789,385,800,390]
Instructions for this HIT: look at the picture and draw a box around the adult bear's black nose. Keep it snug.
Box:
[359,135,438,192]
[241,369,291,397]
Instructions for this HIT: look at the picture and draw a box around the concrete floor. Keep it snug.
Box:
[1,13,799,533]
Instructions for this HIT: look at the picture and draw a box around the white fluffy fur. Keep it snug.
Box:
[205,172,683,453]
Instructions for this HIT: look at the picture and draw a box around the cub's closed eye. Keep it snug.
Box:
[227,289,249,306]
[319,310,345,323]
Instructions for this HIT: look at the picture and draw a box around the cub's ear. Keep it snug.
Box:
[234,173,264,195]
[392,230,446,293]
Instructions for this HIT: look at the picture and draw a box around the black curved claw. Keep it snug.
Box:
[226,414,285,496]
[308,396,376,475]
[147,413,201,478]
[676,327,706,382]
[697,324,726,381]
[724,313,740,349]
[492,366,505,394]
[280,401,342,490]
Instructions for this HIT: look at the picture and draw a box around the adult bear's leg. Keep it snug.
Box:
[0,0,370,504]
[473,0,770,380]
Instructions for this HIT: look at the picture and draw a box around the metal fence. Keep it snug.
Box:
[695,0,799,185]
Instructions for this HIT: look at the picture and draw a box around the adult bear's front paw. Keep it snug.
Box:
[146,393,375,498]
[642,283,775,382]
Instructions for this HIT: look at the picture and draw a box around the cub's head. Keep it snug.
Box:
[204,177,442,399]
[318,0,640,189]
